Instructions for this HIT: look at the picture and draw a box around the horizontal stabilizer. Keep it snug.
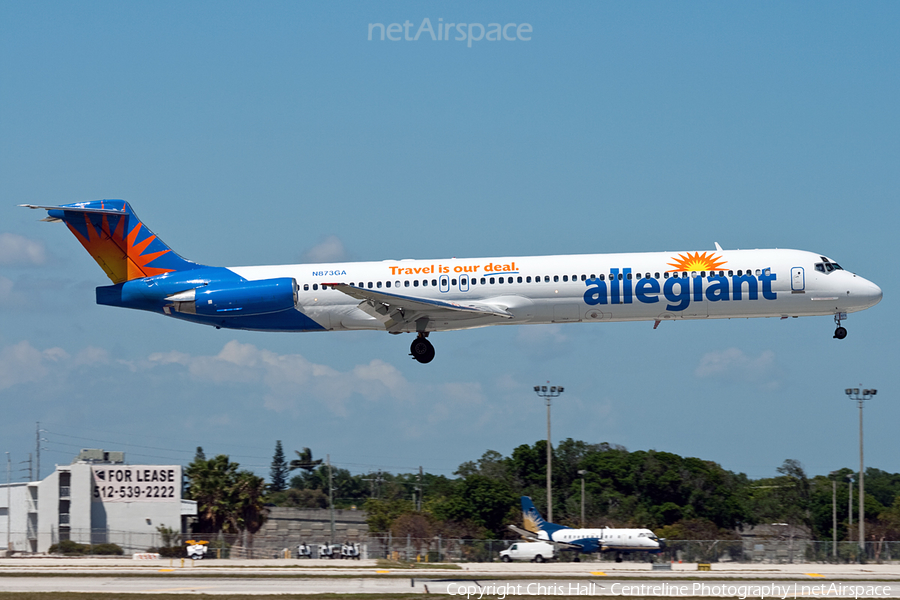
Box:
[20,204,126,215]
[20,200,201,284]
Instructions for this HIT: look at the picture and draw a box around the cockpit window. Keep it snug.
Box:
[815,258,844,274]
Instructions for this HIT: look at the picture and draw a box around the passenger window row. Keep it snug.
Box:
[301,268,771,292]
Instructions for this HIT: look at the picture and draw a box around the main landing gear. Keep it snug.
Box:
[834,313,848,340]
[410,333,435,364]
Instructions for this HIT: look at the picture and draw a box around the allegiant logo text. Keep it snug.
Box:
[584,268,777,312]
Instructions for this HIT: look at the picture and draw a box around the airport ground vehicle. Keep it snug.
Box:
[499,541,557,563]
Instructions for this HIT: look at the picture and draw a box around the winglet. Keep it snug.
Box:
[714,242,723,251]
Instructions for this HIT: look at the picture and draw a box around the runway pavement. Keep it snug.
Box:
[0,558,898,596]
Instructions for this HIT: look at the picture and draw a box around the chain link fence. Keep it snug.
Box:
[47,527,900,563]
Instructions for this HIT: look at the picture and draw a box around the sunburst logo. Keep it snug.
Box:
[523,510,541,533]
[66,212,174,284]
[666,252,727,273]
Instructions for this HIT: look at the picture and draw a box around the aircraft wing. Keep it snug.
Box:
[328,283,513,333]
[507,525,583,550]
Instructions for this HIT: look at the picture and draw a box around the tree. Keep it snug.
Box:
[290,447,323,473]
[775,459,813,534]
[185,454,239,533]
[433,473,516,538]
[185,453,268,534]
[364,498,414,533]
[269,441,289,493]
[230,470,268,534]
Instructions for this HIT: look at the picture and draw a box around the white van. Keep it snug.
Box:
[499,541,556,563]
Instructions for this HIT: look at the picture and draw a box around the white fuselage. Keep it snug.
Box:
[538,526,661,552]
[229,248,882,333]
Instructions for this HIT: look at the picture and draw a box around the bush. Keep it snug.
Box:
[90,543,124,555]
[48,539,87,555]
[48,540,123,555]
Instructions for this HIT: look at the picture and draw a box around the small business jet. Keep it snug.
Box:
[509,496,663,561]
[22,200,882,363]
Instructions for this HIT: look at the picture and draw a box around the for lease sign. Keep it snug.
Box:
[91,466,181,503]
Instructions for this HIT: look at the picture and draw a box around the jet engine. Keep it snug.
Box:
[165,277,298,317]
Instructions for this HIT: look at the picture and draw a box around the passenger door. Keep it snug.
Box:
[791,267,805,292]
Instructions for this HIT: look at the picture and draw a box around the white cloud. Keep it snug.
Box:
[0,341,119,391]
[0,341,66,391]
[0,276,18,305]
[695,347,782,390]
[0,233,48,266]
[300,235,348,263]
[146,341,432,417]
[0,339,497,433]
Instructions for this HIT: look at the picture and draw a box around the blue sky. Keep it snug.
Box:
[1,2,897,484]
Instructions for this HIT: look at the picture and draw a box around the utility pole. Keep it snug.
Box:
[578,470,587,528]
[848,476,853,532]
[34,424,47,481]
[830,471,838,558]
[19,454,33,482]
[35,423,40,481]
[6,452,11,553]
[327,454,334,546]
[416,466,423,512]
[362,470,383,499]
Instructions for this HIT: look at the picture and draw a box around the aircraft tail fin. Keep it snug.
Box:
[521,496,566,534]
[21,200,202,284]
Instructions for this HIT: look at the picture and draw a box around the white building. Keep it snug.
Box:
[1,450,196,554]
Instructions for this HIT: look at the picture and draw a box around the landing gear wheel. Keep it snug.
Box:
[833,313,848,340]
[615,554,623,563]
[410,336,435,364]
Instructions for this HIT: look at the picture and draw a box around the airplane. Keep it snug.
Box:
[21,200,882,364]
[508,496,663,562]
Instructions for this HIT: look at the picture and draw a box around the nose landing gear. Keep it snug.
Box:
[833,313,848,340]
[410,333,435,364]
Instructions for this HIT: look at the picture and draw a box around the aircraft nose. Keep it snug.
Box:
[860,278,883,308]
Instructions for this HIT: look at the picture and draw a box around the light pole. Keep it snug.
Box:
[534,383,563,523]
[578,470,587,528]
[846,387,876,555]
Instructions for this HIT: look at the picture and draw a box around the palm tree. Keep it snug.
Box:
[290,448,323,473]
[185,454,239,533]
[230,471,269,534]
